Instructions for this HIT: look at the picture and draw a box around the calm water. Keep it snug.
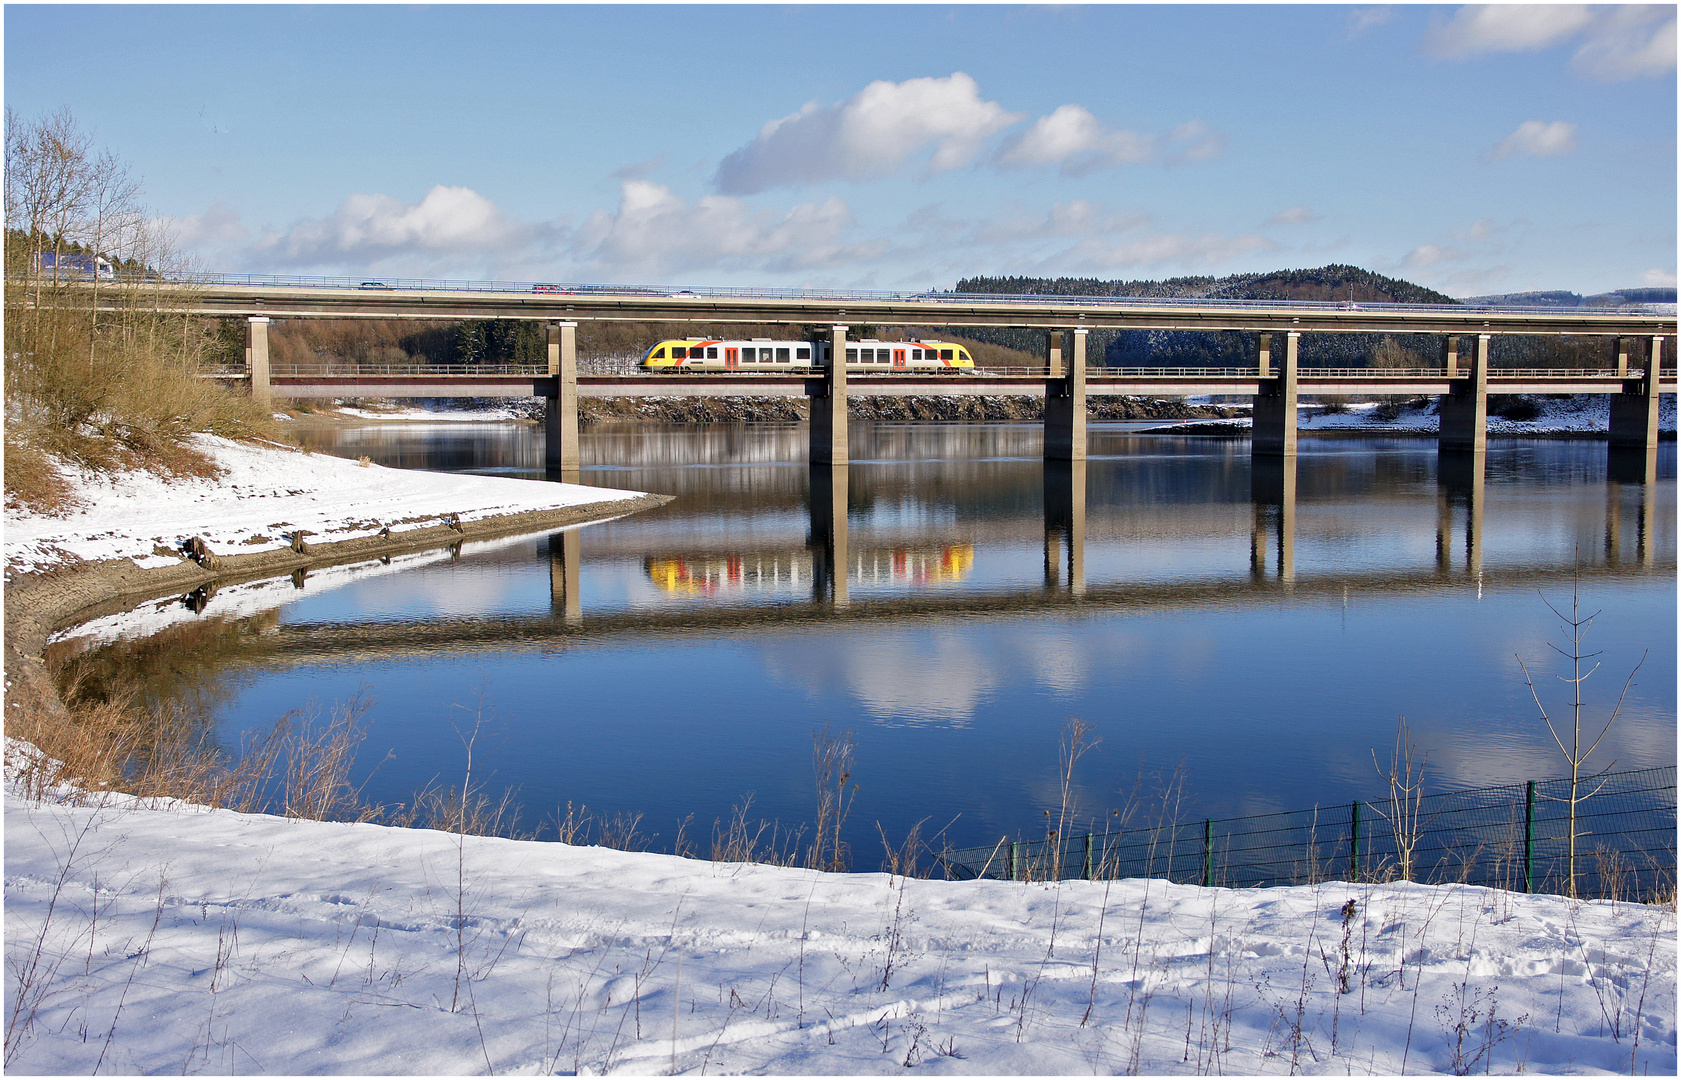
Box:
[63,422,1677,859]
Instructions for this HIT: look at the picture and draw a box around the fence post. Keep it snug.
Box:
[1010,841,1020,882]
[1524,780,1535,893]
[1084,833,1094,880]
[1203,819,1213,888]
[1350,801,1361,881]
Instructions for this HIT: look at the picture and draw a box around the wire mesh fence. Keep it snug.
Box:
[936,766,1676,901]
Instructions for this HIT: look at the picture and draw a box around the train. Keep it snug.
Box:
[641,337,975,373]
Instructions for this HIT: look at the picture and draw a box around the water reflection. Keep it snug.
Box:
[63,424,1676,855]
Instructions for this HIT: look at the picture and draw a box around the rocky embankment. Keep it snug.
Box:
[576,395,1237,424]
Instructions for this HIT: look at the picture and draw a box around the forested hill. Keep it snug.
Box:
[953,265,1458,306]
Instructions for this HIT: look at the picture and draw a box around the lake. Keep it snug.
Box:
[57,421,1677,865]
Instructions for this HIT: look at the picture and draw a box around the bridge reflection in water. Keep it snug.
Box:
[535,449,1666,625]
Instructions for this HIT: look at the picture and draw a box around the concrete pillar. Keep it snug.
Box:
[1044,329,1087,461]
[544,321,579,471]
[1438,451,1485,577]
[1045,330,1066,379]
[1256,333,1272,378]
[1439,333,1489,453]
[247,316,271,407]
[1441,335,1460,378]
[1614,337,1630,378]
[1253,331,1299,457]
[1043,460,1086,595]
[1609,336,1660,452]
[549,529,582,625]
[811,326,849,465]
[1251,455,1296,582]
[808,464,849,606]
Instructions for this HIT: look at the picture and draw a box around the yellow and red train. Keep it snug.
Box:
[641,337,974,373]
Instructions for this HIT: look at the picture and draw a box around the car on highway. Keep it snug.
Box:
[358,281,391,290]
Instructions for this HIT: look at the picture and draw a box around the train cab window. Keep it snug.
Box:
[651,347,666,359]
[707,347,718,359]
[796,347,811,360]
[776,348,790,362]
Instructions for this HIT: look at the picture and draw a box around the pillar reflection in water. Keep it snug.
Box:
[1436,451,1484,577]
[1607,447,1660,568]
[1042,460,1085,594]
[1250,456,1296,582]
[549,529,582,625]
[808,464,849,607]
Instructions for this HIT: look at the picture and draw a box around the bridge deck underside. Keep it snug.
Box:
[268,374,1677,400]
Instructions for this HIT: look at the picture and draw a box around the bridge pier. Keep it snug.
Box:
[1043,460,1086,594]
[811,325,849,465]
[808,464,849,605]
[1250,455,1296,581]
[544,321,579,472]
[1439,334,1489,453]
[549,528,582,625]
[1609,336,1662,453]
[1253,331,1299,457]
[1436,452,1485,577]
[1044,328,1087,460]
[246,316,271,406]
[1044,329,1065,379]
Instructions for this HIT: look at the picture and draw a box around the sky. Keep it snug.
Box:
[4,4,1675,297]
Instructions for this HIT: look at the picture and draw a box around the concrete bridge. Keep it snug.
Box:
[158,277,1677,469]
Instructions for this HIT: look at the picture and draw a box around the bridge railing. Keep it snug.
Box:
[184,272,1677,316]
[237,362,1667,381]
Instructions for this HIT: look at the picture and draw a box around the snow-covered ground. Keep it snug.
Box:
[283,403,532,423]
[3,433,646,575]
[5,752,1674,1075]
[1152,395,1678,436]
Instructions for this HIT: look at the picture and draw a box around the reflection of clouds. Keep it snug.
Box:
[760,630,997,725]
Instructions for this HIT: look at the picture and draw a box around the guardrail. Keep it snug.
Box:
[177,272,1677,317]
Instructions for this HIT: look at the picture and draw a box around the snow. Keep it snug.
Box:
[1147,395,1678,436]
[3,433,645,575]
[5,753,1674,1075]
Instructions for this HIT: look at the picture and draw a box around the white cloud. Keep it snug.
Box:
[1643,268,1679,287]
[161,201,248,251]
[1059,231,1276,273]
[1570,5,1678,79]
[1425,4,1596,57]
[1485,120,1579,161]
[569,180,879,278]
[714,73,1021,194]
[1347,7,1395,38]
[993,106,1224,175]
[262,185,540,270]
[1425,4,1675,80]
[1402,243,1469,270]
[1264,206,1321,227]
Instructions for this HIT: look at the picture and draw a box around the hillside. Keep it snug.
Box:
[949,266,1626,369]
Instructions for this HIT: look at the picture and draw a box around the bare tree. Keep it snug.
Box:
[1517,581,1647,898]
[1371,716,1427,882]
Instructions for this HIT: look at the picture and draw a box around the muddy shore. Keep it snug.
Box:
[3,494,669,731]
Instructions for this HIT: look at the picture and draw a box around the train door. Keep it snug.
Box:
[893,348,907,369]
[725,347,739,370]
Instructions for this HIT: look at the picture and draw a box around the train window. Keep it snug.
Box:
[776,348,790,362]
[846,348,858,362]
[740,348,755,362]
[940,349,954,360]
[796,347,811,360]
[686,346,701,359]
[707,347,718,359]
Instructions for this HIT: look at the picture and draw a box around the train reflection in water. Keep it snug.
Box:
[645,544,974,596]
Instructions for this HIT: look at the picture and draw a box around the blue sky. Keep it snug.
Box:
[5,4,1675,295]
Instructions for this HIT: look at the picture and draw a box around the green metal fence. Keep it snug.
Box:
[937,765,1676,899]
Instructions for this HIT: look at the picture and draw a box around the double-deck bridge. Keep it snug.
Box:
[149,276,1676,471]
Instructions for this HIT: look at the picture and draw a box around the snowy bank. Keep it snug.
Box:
[1145,394,1678,437]
[4,755,1674,1075]
[3,433,659,576]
